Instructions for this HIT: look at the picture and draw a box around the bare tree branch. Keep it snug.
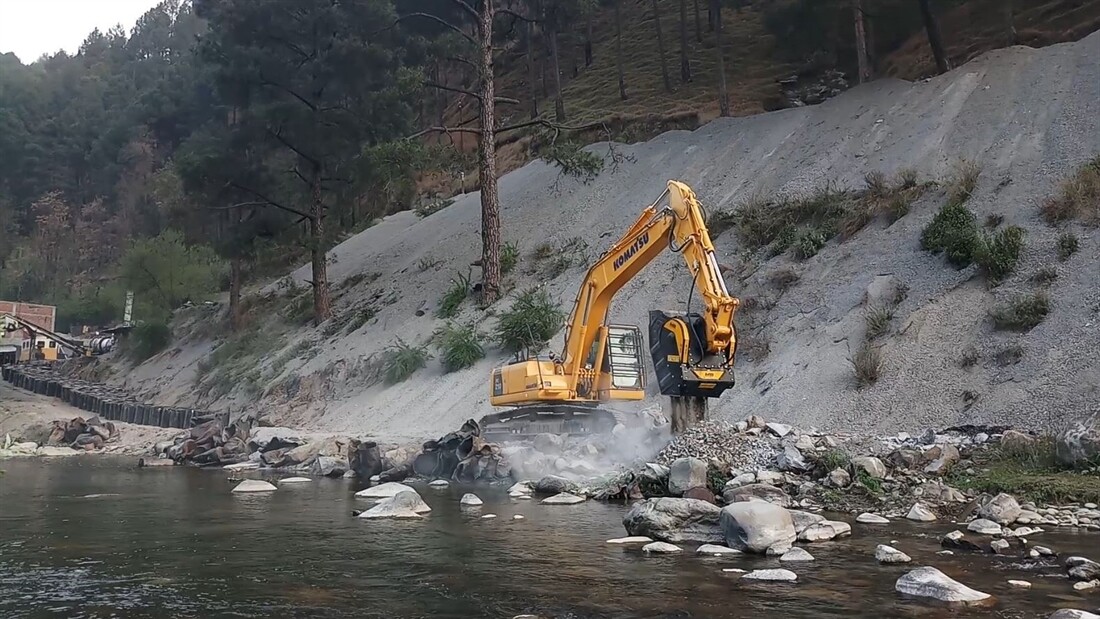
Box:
[425,81,519,104]
[407,126,484,139]
[444,0,480,21]
[267,128,320,168]
[258,75,317,111]
[228,182,312,220]
[393,13,477,46]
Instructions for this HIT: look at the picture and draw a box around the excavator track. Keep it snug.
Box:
[478,405,635,443]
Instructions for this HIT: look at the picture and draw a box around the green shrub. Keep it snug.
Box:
[921,201,978,266]
[1057,232,1079,261]
[541,141,604,182]
[129,321,171,361]
[501,242,519,275]
[383,339,430,384]
[856,469,883,494]
[415,198,454,218]
[495,288,566,353]
[819,448,850,471]
[973,225,1025,285]
[437,271,471,318]
[434,322,485,372]
[991,292,1050,331]
[1041,156,1100,224]
[793,229,827,260]
[767,225,797,257]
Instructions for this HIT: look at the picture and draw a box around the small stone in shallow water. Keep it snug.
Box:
[1007,580,1031,588]
[428,479,450,488]
[1073,580,1100,591]
[722,568,747,574]
[541,492,585,505]
[779,548,815,562]
[232,480,277,493]
[277,477,312,484]
[937,550,954,556]
[696,544,741,555]
[875,545,911,564]
[906,503,936,522]
[967,519,1002,535]
[990,539,1010,553]
[742,569,797,582]
[607,536,653,544]
[481,514,497,519]
[1050,612,1100,619]
[857,513,890,524]
[1033,545,1055,556]
[356,482,415,499]
[642,541,682,553]
[460,493,483,506]
[895,566,991,604]
[513,515,524,520]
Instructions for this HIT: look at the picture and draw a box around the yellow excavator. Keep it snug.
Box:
[482,180,740,440]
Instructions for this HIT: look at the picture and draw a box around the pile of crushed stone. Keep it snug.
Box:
[655,420,781,473]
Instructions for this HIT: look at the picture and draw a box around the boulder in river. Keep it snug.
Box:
[990,539,1010,554]
[428,479,450,488]
[642,541,682,553]
[894,566,991,605]
[789,510,826,535]
[977,493,1022,525]
[742,569,797,582]
[358,490,431,519]
[622,498,724,543]
[798,520,851,542]
[356,482,415,499]
[668,457,709,496]
[534,475,579,495]
[719,501,796,553]
[875,544,912,564]
[541,492,585,505]
[906,503,936,522]
[232,480,277,493]
[312,455,348,478]
[1050,611,1100,619]
[967,519,1003,535]
[721,483,791,508]
[1066,557,1100,581]
[460,493,484,506]
[856,513,890,524]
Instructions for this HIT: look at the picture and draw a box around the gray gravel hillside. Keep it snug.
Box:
[125,32,1100,441]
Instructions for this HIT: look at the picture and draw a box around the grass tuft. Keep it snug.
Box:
[433,322,485,372]
[865,304,895,340]
[1057,232,1079,261]
[948,160,982,206]
[793,229,827,260]
[972,225,1025,285]
[851,341,882,388]
[1031,267,1058,286]
[495,288,566,353]
[921,201,978,267]
[501,241,519,275]
[990,292,1050,331]
[383,339,430,384]
[437,271,471,318]
[1040,156,1100,224]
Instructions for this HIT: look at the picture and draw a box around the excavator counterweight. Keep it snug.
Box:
[483,180,740,439]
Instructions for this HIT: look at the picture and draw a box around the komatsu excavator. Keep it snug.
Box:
[481,180,740,441]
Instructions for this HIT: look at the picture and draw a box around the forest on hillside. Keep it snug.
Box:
[0,0,1095,344]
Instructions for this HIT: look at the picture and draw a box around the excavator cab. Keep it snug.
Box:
[648,310,736,398]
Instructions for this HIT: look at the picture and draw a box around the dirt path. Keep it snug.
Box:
[1,382,180,455]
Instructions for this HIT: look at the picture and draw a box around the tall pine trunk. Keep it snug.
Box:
[853,0,871,83]
[693,0,703,43]
[584,14,594,66]
[526,19,539,119]
[615,0,628,100]
[652,0,673,92]
[549,29,566,121]
[712,0,729,116]
[309,162,330,324]
[679,0,692,82]
[477,2,501,303]
[918,0,951,74]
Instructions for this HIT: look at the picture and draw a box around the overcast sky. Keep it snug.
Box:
[0,0,159,63]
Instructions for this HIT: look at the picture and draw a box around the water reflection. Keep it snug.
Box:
[0,457,1096,618]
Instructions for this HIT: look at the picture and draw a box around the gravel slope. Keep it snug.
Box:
[120,32,1100,441]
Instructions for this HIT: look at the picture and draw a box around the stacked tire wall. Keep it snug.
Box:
[1,364,228,430]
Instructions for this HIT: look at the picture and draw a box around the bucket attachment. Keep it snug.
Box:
[648,310,736,399]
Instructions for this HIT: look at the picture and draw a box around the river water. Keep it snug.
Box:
[1,457,1097,618]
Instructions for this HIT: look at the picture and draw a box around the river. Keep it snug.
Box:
[0,457,1096,618]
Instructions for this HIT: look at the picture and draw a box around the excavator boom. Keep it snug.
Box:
[485,180,740,438]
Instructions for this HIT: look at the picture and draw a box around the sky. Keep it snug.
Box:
[0,0,159,64]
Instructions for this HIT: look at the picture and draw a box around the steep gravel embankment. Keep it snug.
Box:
[111,32,1100,441]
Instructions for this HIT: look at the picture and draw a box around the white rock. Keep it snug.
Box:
[642,541,682,553]
[428,479,450,488]
[766,423,793,437]
[722,568,747,574]
[277,477,312,484]
[742,569,797,582]
[779,547,815,562]
[895,567,990,604]
[937,550,954,556]
[857,513,890,524]
[906,503,937,522]
[224,461,261,471]
[509,491,528,498]
[799,520,851,542]
[875,544,912,564]
[696,544,742,555]
[460,493,484,506]
[990,539,1010,553]
[481,514,497,519]
[1033,545,1054,556]
[1050,611,1100,619]
[513,515,524,520]
[1074,580,1100,591]
[231,479,277,493]
[541,492,585,505]
[508,482,533,494]
[356,482,415,498]
[967,519,1003,535]
[606,536,653,544]
[358,490,431,518]
[1007,580,1031,588]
